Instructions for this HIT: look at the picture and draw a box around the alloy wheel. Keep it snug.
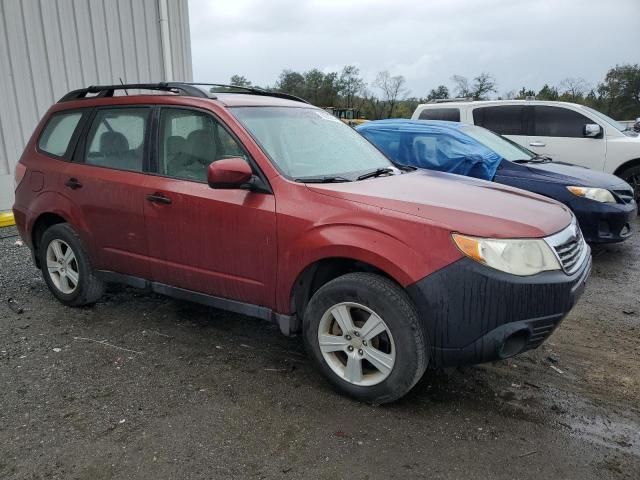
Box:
[318,302,396,386]
[46,239,80,295]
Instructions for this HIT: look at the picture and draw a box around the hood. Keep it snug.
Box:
[500,160,626,189]
[307,170,573,238]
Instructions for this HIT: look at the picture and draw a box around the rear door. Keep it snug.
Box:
[471,105,529,149]
[143,106,277,307]
[528,105,606,170]
[64,106,151,278]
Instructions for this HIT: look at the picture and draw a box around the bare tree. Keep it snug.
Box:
[559,77,590,101]
[451,75,471,97]
[451,73,496,100]
[373,71,408,117]
[471,73,497,100]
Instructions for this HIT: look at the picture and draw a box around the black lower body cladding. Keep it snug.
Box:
[407,254,592,367]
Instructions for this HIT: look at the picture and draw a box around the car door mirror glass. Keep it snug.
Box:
[583,124,602,138]
[207,157,253,189]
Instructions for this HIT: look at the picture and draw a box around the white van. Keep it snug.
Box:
[411,100,640,202]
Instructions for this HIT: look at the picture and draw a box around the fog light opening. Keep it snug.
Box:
[620,224,631,237]
[499,331,529,359]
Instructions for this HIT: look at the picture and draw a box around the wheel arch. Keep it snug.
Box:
[288,257,402,327]
[614,157,640,177]
[31,212,69,268]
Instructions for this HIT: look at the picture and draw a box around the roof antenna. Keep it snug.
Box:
[120,78,129,95]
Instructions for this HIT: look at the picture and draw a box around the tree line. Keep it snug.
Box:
[228,63,640,121]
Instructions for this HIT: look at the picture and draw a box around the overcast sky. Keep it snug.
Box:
[189,0,640,98]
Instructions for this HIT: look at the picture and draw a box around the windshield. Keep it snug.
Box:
[581,105,625,131]
[231,107,394,180]
[461,125,534,161]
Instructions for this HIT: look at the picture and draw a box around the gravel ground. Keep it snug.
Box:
[1,220,639,479]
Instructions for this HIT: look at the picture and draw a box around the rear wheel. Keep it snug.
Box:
[39,223,104,306]
[303,272,428,403]
[619,164,640,208]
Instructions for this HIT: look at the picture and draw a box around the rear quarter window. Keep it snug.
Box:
[38,112,83,157]
[472,106,526,135]
[418,108,460,122]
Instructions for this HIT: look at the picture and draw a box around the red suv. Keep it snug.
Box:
[13,83,591,403]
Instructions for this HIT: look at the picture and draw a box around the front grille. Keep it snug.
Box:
[613,189,635,204]
[553,228,585,274]
[545,220,588,275]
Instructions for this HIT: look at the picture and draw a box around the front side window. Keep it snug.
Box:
[473,106,526,135]
[38,112,83,157]
[84,108,150,172]
[533,106,596,138]
[418,108,460,122]
[158,108,247,182]
[231,107,393,180]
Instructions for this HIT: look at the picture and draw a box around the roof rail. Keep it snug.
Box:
[58,82,311,105]
[187,83,310,104]
[58,82,210,102]
[427,97,472,104]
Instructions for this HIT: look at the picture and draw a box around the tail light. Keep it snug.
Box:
[14,163,27,190]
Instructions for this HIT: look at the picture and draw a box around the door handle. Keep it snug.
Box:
[529,142,546,147]
[64,178,82,190]
[146,192,172,205]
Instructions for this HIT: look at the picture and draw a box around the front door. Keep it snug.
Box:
[64,106,151,278]
[143,107,277,308]
[527,105,607,170]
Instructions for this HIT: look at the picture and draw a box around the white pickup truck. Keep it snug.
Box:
[412,100,640,203]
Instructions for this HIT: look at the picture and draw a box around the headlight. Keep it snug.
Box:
[452,234,561,276]
[567,186,616,203]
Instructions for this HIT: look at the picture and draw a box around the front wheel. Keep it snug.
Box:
[619,164,640,208]
[303,272,428,403]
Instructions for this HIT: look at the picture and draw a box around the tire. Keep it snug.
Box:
[303,272,428,404]
[39,223,104,307]
[619,164,640,210]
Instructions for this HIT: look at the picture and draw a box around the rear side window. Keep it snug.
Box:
[418,108,460,122]
[38,112,83,157]
[473,106,526,135]
[83,108,150,172]
[533,106,594,137]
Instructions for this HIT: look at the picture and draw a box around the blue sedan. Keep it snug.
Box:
[357,119,637,243]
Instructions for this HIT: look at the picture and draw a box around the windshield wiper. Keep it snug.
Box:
[295,175,352,183]
[356,167,395,181]
[513,155,551,164]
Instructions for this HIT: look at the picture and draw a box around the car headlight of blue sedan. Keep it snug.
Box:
[566,186,616,203]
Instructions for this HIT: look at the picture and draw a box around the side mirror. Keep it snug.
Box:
[583,124,602,138]
[207,157,253,189]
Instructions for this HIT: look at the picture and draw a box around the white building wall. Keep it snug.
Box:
[0,0,192,210]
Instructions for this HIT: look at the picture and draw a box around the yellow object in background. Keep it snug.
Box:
[0,211,15,228]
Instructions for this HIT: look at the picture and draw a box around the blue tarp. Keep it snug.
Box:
[357,119,502,181]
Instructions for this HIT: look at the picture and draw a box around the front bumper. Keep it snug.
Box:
[572,200,636,243]
[407,253,592,368]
